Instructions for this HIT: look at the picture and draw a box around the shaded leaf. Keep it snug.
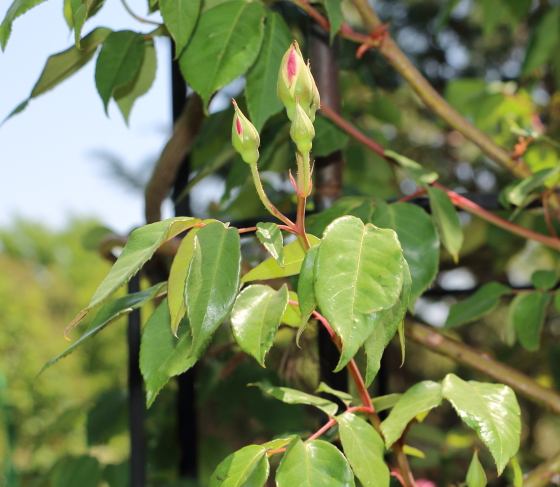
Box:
[313,116,350,157]
[246,11,293,131]
[522,7,560,75]
[441,373,521,474]
[363,263,411,386]
[87,389,127,445]
[296,242,320,344]
[381,381,442,448]
[140,300,203,407]
[315,382,353,406]
[104,461,129,487]
[256,222,284,267]
[186,222,241,358]
[445,282,511,329]
[95,30,146,113]
[531,269,557,291]
[466,450,487,487]
[252,383,338,416]
[160,0,201,57]
[115,38,157,123]
[511,292,551,351]
[168,227,200,335]
[338,413,389,487]
[41,282,167,375]
[315,216,405,371]
[66,217,199,331]
[51,455,102,487]
[385,150,438,185]
[180,1,266,110]
[323,0,343,42]
[0,0,47,50]
[276,438,355,487]
[209,445,269,487]
[372,201,439,309]
[427,186,463,262]
[230,284,289,365]
[241,234,320,282]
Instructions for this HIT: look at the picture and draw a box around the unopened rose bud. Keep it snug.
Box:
[290,100,315,154]
[231,99,260,165]
[277,41,318,120]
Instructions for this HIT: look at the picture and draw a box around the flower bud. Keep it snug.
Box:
[277,41,318,121]
[231,99,260,165]
[290,100,315,154]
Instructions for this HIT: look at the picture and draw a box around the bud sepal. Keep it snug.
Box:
[231,99,260,165]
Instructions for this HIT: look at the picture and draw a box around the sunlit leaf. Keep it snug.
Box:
[385,150,438,185]
[315,382,353,406]
[160,0,201,57]
[209,445,269,487]
[256,222,284,267]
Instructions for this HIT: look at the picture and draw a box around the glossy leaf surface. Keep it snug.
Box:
[256,222,284,267]
[253,383,338,416]
[209,445,269,487]
[466,450,487,487]
[511,292,551,351]
[67,217,199,331]
[41,282,167,376]
[276,438,355,487]
[230,284,288,365]
[531,269,558,291]
[180,1,266,109]
[363,263,411,386]
[372,201,439,309]
[445,282,511,329]
[160,0,201,57]
[187,222,241,358]
[296,242,319,343]
[315,216,405,370]
[140,300,201,407]
[168,227,200,335]
[95,31,146,112]
[241,235,320,282]
[338,413,389,487]
[246,11,292,131]
[381,381,442,448]
[442,373,521,474]
[385,150,438,185]
[427,186,463,262]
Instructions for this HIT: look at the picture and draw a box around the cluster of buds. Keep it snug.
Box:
[231,99,260,165]
[277,41,320,122]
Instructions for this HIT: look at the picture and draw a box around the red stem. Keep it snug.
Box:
[237,227,257,234]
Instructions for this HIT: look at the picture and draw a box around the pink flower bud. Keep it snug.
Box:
[231,99,260,165]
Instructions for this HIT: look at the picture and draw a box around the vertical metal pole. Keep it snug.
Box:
[309,23,348,393]
[170,45,199,480]
[128,274,145,487]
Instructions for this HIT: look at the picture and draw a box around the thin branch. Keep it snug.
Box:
[405,321,560,416]
[120,0,162,25]
[523,450,560,487]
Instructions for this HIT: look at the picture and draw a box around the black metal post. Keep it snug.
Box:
[309,22,348,395]
[128,274,145,487]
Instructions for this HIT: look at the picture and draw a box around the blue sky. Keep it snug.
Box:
[0,0,174,233]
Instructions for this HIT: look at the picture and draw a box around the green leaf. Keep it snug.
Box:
[40,282,167,376]
[160,0,201,57]
[241,235,320,282]
[466,450,487,487]
[282,290,302,327]
[180,1,266,110]
[315,216,405,371]
[209,445,269,487]
[306,196,374,236]
[338,413,389,487]
[67,217,200,331]
[381,381,442,448]
[441,373,521,474]
[168,228,200,336]
[72,0,105,48]
[385,150,438,186]
[95,30,146,113]
[296,242,320,344]
[115,38,157,123]
[323,0,343,42]
[0,0,47,50]
[87,390,127,445]
[313,116,350,157]
[371,201,439,310]
[140,300,202,407]
[230,284,288,365]
[510,456,523,487]
[363,263,411,386]
[427,186,463,262]
[506,167,560,207]
[315,382,353,406]
[256,222,284,267]
[444,282,511,329]
[531,269,558,291]
[262,437,295,451]
[252,383,338,416]
[246,11,293,132]
[522,7,560,75]
[372,393,401,413]
[6,28,111,119]
[186,222,241,358]
[276,438,355,487]
[51,455,102,487]
[511,292,551,351]
[104,462,128,487]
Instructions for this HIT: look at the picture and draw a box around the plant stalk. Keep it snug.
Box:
[523,450,560,487]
